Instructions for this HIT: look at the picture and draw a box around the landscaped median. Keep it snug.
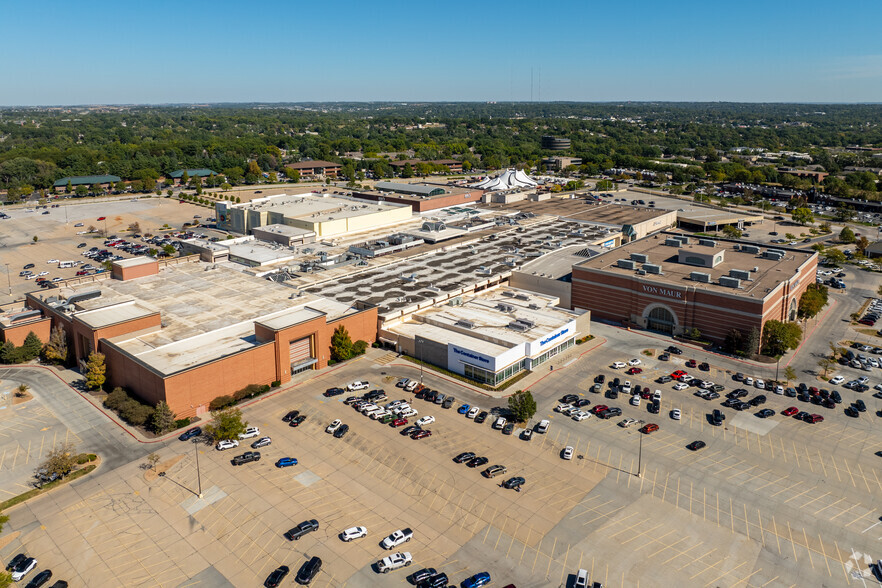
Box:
[0,454,100,512]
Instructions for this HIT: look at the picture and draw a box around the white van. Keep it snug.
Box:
[535,419,550,434]
[58,261,77,268]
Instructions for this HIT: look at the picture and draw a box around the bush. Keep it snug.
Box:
[119,399,153,426]
[103,387,129,410]
[352,340,368,356]
[174,418,191,430]
[75,453,97,464]
[209,395,234,410]
[271,380,281,388]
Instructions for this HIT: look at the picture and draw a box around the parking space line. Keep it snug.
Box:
[786,521,798,562]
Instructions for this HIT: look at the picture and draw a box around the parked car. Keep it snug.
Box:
[238,427,260,439]
[502,476,525,491]
[462,572,492,588]
[340,526,367,542]
[562,446,574,460]
[178,426,201,441]
[381,528,414,550]
[483,465,507,478]
[324,387,345,397]
[11,557,36,582]
[216,439,239,451]
[333,424,349,438]
[295,556,322,585]
[377,552,412,573]
[285,519,319,541]
[251,436,272,449]
[231,451,261,465]
[454,452,476,464]
[686,440,706,451]
[326,419,342,434]
[265,565,290,588]
[276,457,298,468]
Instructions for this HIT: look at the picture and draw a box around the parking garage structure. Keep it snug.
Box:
[384,289,589,386]
[571,232,818,347]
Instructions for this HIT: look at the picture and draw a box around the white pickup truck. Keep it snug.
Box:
[377,551,412,573]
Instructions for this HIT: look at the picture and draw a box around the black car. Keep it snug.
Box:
[855,399,867,412]
[25,570,52,588]
[722,398,739,408]
[748,395,766,407]
[601,407,623,418]
[611,377,620,388]
[756,409,775,418]
[608,388,618,399]
[647,402,659,414]
[441,396,455,409]
[712,409,724,426]
[178,426,201,441]
[595,374,606,384]
[6,554,26,572]
[417,572,449,588]
[686,440,706,451]
[411,568,438,584]
[797,394,811,403]
[295,556,322,585]
[454,452,476,464]
[324,387,344,397]
[232,451,261,465]
[265,565,290,588]
[467,456,489,468]
[48,582,67,588]
[401,425,421,436]
[667,346,683,355]
[502,476,525,491]
[576,398,592,408]
[561,394,579,404]
[423,390,437,402]
[784,388,797,397]
[333,423,349,438]
[283,410,300,422]
[699,362,710,371]
[831,390,842,403]
[285,519,319,541]
[845,406,859,418]
[658,353,670,361]
[289,415,306,427]
[794,411,810,420]
[475,411,488,424]
[502,423,514,435]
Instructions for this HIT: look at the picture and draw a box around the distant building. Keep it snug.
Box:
[53,175,121,193]
[168,169,218,185]
[352,183,484,212]
[387,159,463,174]
[778,168,828,183]
[541,135,571,150]
[284,160,341,179]
[542,156,582,171]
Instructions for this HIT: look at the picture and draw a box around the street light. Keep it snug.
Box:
[4,263,10,296]
[192,438,203,499]
[636,433,644,478]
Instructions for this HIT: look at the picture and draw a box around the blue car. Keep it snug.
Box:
[178,426,201,441]
[462,572,491,588]
[457,404,470,415]
[276,457,298,468]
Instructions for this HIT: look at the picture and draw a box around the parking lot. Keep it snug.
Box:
[0,335,879,587]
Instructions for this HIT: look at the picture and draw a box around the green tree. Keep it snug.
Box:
[401,163,414,178]
[21,331,42,360]
[723,328,743,353]
[287,170,300,183]
[744,327,761,354]
[204,406,247,441]
[721,225,742,239]
[783,366,797,385]
[825,249,847,265]
[595,179,614,191]
[146,453,161,470]
[181,170,189,185]
[128,221,141,234]
[38,441,78,483]
[65,180,72,194]
[75,185,88,197]
[798,284,828,319]
[91,183,103,195]
[791,207,814,226]
[32,235,38,243]
[839,227,856,243]
[330,325,353,361]
[507,389,537,423]
[84,352,107,390]
[761,320,802,357]
[151,401,176,433]
[856,236,870,255]
[114,180,127,192]
[162,244,176,256]
[817,357,835,377]
[44,325,70,364]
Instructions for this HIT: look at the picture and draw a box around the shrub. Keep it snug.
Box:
[209,395,234,410]
[103,387,129,410]
[75,453,97,464]
[352,340,368,356]
[119,399,153,426]
[174,418,191,430]
[271,380,281,388]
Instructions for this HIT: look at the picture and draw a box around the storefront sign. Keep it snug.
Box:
[642,284,683,299]
[540,327,570,346]
[450,345,491,364]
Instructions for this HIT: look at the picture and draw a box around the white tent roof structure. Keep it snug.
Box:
[471,168,538,191]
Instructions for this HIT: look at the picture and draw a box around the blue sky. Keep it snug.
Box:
[2,0,881,105]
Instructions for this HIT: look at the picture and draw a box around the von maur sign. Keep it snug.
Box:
[642,284,683,299]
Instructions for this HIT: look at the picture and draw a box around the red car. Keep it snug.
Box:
[670,370,687,379]
[591,405,609,415]
[76,270,89,276]
[640,423,659,434]
[391,418,408,427]
[782,406,798,416]
[411,430,431,439]
[626,367,643,375]
[97,216,106,220]
[686,360,697,368]
[807,414,824,424]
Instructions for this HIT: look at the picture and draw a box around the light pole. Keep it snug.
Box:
[636,433,644,478]
[4,263,10,296]
[193,438,203,499]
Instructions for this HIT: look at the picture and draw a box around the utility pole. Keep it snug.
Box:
[636,433,643,478]
[5,263,10,296]
[193,438,203,498]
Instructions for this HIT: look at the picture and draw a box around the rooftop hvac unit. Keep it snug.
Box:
[664,238,682,247]
[698,239,716,247]
[719,276,742,288]
[741,245,761,255]
[507,321,530,332]
[643,263,663,274]
[752,266,759,272]
[729,269,751,280]
[637,269,646,275]
[733,244,740,251]
[674,235,690,245]
[528,303,540,310]
[456,319,475,329]
[515,293,530,301]
[630,252,648,263]
[517,318,536,328]
[764,251,785,261]
[497,303,515,312]
[617,259,637,270]
[691,272,712,283]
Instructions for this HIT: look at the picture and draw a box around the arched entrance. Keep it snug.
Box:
[644,304,677,334]
[788,299,797,321]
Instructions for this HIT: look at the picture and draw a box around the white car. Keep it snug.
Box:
[238,427,260,439]
[404,381,419,392]
[774,385,785,395]
[628,358,642,366]
[829,376,845,385]
[359,403,379,414]
[858,376,870,384]
[618,418,639,428]
[396,378,409,388]
[46,259,58,264]
[673,382,689,391]
[621,381,632,394]
[326,419,342,433]
[562,446,574,460]
[653,390,662,401]
[348,381,370,391]
[679,374,694,383]
[38,271,49,277]
[754,379,765,389]
[874,383,882,391]
[10,557,36,582]
[416,415,435,426]
[216,439,239,450]
[699,380,713,389]
[467,406,479,418]
[611,362,627,369]
[371,410,391,420]
[630,395,641,406]
[381,528,414,549]
[377,552,412,573]
[555,403,573,413]
[671,409,681,420]
[572,410,591,421]
[493,416,507,429]
[744,377,754,386]
[340,526,367,542]
[385,399,405,409]
[398,408,418,418]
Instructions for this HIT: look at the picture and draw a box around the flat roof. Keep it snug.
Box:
[75,300,157,329]
[575,232,817,298]
[252,224,316,237]
[356,184,477,203]
[393,321,511,357]
[237,192,404,222]
[676,209,765,225]
[484,197,674,227]
[517,245,598,279]
[113,256,156,269]
[226,243,298,266]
